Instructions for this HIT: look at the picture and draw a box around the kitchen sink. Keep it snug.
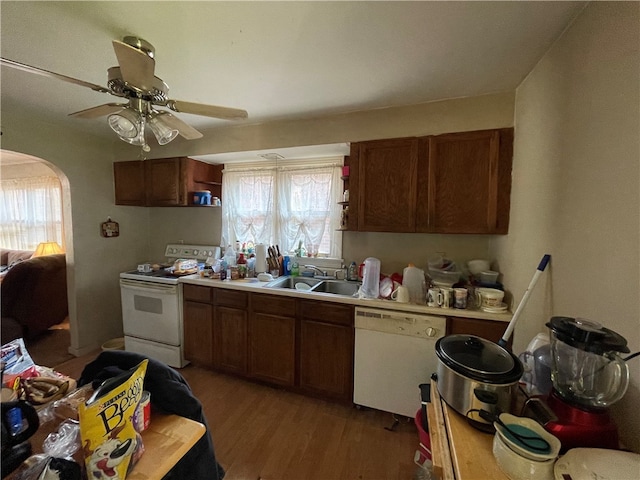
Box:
[310,280,361,296]
[264,276,322,289]
[263,276,361,297]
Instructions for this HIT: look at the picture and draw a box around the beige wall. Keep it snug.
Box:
[494,2,640,452]
[1,116,150,355]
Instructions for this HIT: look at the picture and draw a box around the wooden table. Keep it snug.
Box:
[427,379,508,480]
[128,414,206,480]
[9,413,205,480]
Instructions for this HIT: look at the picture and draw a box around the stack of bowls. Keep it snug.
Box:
[492,413,560,480]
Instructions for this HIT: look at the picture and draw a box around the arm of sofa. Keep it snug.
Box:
[1,254,68,339]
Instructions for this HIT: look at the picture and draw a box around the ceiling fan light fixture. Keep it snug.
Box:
[148,112,179,145]
[120,116,147,146]
[108,107,141,139]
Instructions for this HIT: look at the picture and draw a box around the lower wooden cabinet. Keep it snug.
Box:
[446,316,511,347]
[298,299,354,403]
[182,286,354,403]
[183,285,214,367]
[214,305,248,375]
[299,319,354,402]
[183,300,213,367]
[249,312,296,386]
[249,293,296,386]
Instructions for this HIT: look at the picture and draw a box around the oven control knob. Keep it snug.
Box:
[425,327,437,337]
[169,248,177,254]
[193,249,199,255]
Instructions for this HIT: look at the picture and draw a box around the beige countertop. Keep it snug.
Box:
[179,275,512,323]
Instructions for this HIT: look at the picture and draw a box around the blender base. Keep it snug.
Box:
[527,390,620,451]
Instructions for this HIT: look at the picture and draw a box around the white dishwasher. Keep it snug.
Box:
[354,306,446,418]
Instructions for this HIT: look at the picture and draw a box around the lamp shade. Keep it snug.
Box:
[33,242,64,257]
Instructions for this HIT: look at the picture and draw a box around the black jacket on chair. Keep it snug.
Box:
[78,351,225,480]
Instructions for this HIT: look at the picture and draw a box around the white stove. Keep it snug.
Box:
[120,244,220,367]
[120,244,221,285]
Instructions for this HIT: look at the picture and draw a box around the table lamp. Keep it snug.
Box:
[32,242,64,257]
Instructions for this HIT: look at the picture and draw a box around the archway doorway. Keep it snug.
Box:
[1,149,75,365]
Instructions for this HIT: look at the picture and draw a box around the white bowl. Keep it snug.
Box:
[494,413,561,462]
[468,259,491,275]
[493,432,556,480]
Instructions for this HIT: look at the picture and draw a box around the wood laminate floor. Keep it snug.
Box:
[55,354,421,480]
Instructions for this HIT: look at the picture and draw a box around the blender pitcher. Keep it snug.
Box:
[546,317,630,409]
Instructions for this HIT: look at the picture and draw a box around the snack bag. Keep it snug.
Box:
[1,338,37,388]
[79,359,148,480]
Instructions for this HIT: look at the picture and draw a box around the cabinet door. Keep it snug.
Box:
[249,312,296,386]
[114,161,145,206]
[299,319,354,402]
[355,138,419,232]
[213,306,248,375]
[144,158,183,206]
[183,300,213,366]
[420,129,512,234]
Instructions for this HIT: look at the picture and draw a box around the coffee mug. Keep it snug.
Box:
[476,287,504,308]
[438,287,453,309]
[391,285,410,303]
[427,288,440,307]
[454,288,468,309]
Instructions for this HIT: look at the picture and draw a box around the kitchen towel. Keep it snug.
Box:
[255,244,267,274]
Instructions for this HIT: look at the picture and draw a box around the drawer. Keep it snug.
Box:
[183,284,213,303]
[298,299,353,326]
[251,293,296,317]
[214,288,249,309]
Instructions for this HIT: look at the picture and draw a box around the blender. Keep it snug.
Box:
[523,316,630,451]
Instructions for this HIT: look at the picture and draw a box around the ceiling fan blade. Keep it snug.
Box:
[158,113,203,140]
[69,103,126,119]
[112,40,155,92]
[0,57,109,93]
[167,100,248,120]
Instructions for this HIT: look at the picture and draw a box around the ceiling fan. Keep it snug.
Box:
[0,36,248,150]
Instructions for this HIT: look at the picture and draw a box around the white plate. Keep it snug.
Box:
[554,448,640,480]
[295,282,312,291]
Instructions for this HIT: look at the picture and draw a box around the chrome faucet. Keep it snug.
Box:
[303,265,327,277]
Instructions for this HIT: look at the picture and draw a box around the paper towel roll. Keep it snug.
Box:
[255,244,267,274]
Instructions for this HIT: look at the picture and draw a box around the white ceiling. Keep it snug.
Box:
[1,1,585,153]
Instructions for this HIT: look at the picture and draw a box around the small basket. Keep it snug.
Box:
[101,337,125,351]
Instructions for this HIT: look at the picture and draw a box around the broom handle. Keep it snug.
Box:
[498,254,551,348]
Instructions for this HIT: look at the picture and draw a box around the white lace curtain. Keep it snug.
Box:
[221,161,342,258]
[0,175,64,250]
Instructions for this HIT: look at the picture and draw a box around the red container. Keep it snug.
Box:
[415,409,432,461]
[342,165,350,177]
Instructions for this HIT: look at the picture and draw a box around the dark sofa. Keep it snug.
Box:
[1,251,68,344]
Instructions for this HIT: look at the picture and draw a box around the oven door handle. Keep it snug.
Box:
[120,279,178,293]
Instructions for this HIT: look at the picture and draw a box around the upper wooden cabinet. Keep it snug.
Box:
[348,128,513,234]
[113,157,223,207]
[350,137,419,232]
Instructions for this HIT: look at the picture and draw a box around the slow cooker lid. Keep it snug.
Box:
[437,335,515,375]
[546,317,630,354]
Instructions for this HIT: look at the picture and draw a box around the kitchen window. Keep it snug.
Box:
[221,158,343,258]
